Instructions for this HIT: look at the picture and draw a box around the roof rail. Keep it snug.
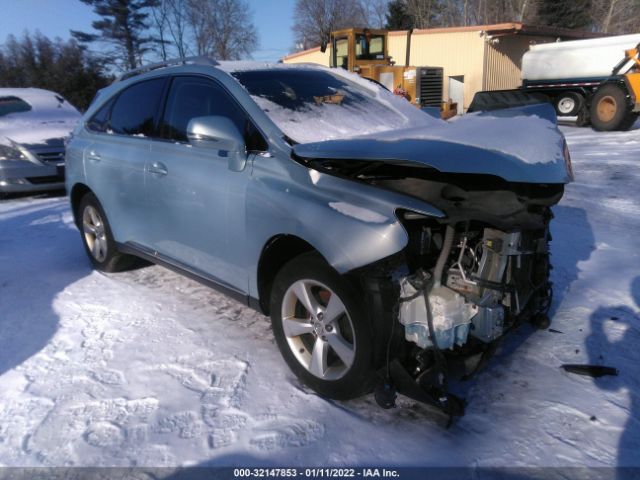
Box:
[115,56,219,83]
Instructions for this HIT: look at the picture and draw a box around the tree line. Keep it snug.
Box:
[293,0,640,51]
[0,33,111,111]
[1,0,639,110]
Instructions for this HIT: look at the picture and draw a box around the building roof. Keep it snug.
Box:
[282,46,323,61]
[393,22,607,39]
[283,22,607,61]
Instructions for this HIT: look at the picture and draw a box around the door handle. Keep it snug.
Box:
[148,161,168,176]
[86,150,101,162]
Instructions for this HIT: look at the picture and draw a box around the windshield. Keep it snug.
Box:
[232,68,435,144]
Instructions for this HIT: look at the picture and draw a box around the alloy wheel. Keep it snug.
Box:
[82,205,108,262]
[281,279,356,380]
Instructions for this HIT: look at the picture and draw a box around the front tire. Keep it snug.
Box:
[77,192,135,272]
[270,252,377,400]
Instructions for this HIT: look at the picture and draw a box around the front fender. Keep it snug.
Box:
[246,159,444,296]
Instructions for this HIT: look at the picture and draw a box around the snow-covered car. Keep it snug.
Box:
[0,88,81,195]
[65,59,572,416]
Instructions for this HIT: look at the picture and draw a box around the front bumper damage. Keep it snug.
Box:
[367,219,553,421]
[295,115,567,420]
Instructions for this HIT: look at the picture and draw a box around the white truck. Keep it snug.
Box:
[470,33,640,131]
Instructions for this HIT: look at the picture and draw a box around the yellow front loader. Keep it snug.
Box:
[328,28,457,119]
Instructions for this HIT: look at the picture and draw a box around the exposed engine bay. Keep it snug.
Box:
[398,225,551,352]
[384,215,553,419]
[304,158,559,419]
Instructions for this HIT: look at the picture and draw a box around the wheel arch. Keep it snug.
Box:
[70,183,93,228]
[256,234,321,315]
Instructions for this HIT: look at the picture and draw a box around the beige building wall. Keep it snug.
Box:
[283,47,331,66]
[484,34,555,91]
[387,32,408,66]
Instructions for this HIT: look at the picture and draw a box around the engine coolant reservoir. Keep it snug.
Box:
[399,281,477,350]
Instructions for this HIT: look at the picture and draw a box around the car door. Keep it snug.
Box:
[145,75,262,294]
[84,77,167,244]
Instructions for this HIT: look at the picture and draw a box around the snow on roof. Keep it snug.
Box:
[0,88,81,146]
[216,60,324,73]
[0,88,79,115]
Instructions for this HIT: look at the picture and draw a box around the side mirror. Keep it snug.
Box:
[186,115,244,153]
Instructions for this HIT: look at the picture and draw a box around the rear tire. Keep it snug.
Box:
[270,252,377,400]
[590,84,630,131]
[575,106,591,127]
[77,192,136,272]
[554,92,583,116]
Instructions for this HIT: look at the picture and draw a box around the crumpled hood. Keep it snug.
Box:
[293,104,573,184]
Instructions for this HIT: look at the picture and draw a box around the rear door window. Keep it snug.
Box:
[109,78,166,137]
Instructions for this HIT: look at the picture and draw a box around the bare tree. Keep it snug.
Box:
[292,0,369,51]
[150,0,258,60]
[591,0,639,33]
[210,0,259,60]
[381,0,640,32]
[185,0,211,55]
[150,0,170,60]
[165,0,189,58]
[454,0,538,26]
[405,0,441,28]
[183,0,258,60]
[364,0,391,28]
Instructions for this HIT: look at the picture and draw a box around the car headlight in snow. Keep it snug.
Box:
[0,144,26,161]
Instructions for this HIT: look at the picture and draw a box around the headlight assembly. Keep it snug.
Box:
[0,144,26,161]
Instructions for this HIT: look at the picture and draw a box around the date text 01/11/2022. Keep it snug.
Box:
[233,468,400,478]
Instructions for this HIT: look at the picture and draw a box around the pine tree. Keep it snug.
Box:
[71,0,160,70]
[536,0,593,30]
[386,0,414,29]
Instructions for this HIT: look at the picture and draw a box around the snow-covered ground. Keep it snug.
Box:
[0,125,638,469]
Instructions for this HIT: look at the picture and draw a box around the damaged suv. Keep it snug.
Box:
[66,59,572,416]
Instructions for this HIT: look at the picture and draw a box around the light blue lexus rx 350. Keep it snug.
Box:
[66,58,572,416]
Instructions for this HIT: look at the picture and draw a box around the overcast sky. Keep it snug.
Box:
[0,0,297,62]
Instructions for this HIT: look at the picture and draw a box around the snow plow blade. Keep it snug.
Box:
[468,89,551,114]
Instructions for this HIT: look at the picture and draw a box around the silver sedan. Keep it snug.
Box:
[0,88,80,195]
